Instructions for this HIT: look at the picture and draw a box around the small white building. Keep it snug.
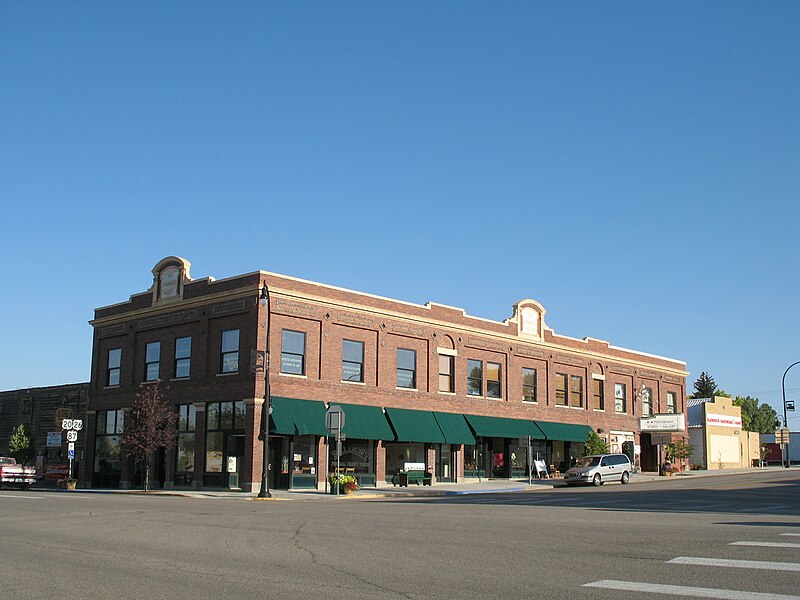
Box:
[687,396,760,469]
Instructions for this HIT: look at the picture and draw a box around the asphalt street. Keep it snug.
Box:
[1,470,799,600]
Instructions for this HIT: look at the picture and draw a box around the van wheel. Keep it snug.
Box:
[621,471,630,484]
[592,474,602,486]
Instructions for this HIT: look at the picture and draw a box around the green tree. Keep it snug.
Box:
[584,431,610,455]
[121,382,176,491]
[733,396,778,433]
[692,372,718,399]
[666,438,694,472]
[9,423,36,465]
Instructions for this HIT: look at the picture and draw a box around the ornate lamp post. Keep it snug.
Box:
[781,361,800,469]
[258,282,272,498]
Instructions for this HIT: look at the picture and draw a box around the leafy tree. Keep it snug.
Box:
[121,382,176,491]
[714,389,732,398]
[8,423,35,465]
[666,438,693,472]
[584,431,609,455]
[692,372,717,399]
[733,396,779,433]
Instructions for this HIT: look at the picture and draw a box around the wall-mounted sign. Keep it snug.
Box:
[47,432,62,447]
[639,413,686,432]
[705,413,742,429]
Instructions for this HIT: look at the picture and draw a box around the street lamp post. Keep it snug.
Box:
[258,282,272,498]
[781,361,800,469]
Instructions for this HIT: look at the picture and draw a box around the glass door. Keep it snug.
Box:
[436,444,453,482]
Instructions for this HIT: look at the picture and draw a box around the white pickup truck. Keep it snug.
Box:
[0,457,36,489]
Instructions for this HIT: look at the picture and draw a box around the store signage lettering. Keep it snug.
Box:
[639,413,685,432]
[705,413,742,428]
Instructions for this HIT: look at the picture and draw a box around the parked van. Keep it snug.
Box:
[563,453,632,486]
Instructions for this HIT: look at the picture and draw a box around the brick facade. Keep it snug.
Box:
[85,257,688,490]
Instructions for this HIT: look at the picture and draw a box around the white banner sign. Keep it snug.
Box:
[705,413,742,429]
[640,413,686,432]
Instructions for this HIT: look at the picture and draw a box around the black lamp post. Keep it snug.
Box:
[258,282,272,498]
[781,361,800,469]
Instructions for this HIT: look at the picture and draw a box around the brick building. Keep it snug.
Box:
[83,256,688,491]
[0,382,89,480]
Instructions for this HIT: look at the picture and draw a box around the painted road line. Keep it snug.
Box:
[0,495,42,500]
[584,580,800,599]
[668,556,800,572]
[780,533,800,537]
[731,541,800,549]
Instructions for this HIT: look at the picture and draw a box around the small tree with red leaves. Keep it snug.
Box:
[121,381,176,491]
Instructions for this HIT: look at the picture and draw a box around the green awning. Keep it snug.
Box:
[333,403,395,441]
[385,408,445,443]
[464,414,543,439]
[433,412,476,445]
[534,421,593,443]
[269,397,328,436]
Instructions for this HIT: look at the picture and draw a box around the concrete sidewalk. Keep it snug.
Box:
[35,466,787,501]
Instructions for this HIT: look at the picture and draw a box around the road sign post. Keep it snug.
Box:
[62,418,83,480]
[326,406,345,495]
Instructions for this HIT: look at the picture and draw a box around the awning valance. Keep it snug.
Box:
[385,408,445,443]
[534,421,593,443]
[333,403,395,441]
[464,415,543,439]
[433,412,476,445]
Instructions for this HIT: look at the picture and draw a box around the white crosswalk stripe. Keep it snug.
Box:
[583,530,800,598]
[584,580,800,599]
[668,556,800,572]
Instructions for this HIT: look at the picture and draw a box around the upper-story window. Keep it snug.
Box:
[486,362,502,399]
[144,342,160,382]
[641,386,654,417]
[397,348,416,389]
[439,354,455,393]
[522,368,537,403]
[555,373,568,406]
[281,330,306,376]
[107,348,122,387]
[467,360,483,396]
[174,337,191,379]
[569,375,583,408]
[666,391,677,414]
[592,379,604,410]
[220,329,240,374]
[342,340,364,382]
[614,383,627,413]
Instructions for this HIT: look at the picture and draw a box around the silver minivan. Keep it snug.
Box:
[563,453,632,486]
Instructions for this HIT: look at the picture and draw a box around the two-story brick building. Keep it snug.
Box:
[83,256,688,491]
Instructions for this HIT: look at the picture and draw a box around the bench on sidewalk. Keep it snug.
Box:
[392,470,432,487]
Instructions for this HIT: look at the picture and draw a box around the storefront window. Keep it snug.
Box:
[329,439,373,475]
[384,442,425,477]
[491,438,506,477]
[175,404,196,485]
[464,443,486,477]
[509,439,528,477]
[291,436,316,476]
[205,432,223,473]
[94,409,124,487]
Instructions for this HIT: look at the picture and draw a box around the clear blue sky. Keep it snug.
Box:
[1,3,798,423]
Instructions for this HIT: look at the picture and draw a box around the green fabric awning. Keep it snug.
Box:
[432,412,476,445]
[385,408,445,443]
[333,403,395,441]
[534,421,593,443]
[269,397,328,436]
[464,414,544,439]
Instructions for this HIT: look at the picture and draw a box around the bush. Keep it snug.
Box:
[329,473,359,493]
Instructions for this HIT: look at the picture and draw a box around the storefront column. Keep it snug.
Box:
[243,398,263,493]
[317,436,328,490]
[119,408,132,489]
[163,438,176,489]
[376,440,386,487]
[455,444,464,483]
[426,445,436,484]
[80,410,97,489]
[192,402,206,490]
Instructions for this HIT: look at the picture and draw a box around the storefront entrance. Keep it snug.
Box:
[436,444,453,482]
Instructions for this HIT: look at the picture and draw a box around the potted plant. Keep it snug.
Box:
[329,473,359,495]
[58,478,78,490]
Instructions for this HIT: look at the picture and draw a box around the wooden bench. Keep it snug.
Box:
[392,470,432,487]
